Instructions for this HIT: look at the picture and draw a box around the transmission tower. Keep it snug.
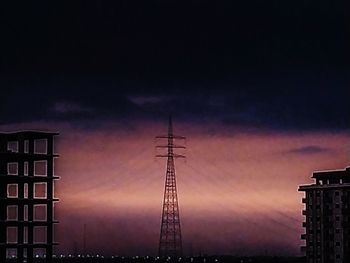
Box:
[156,116,185,258]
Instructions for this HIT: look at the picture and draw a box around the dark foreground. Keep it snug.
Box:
[6,256,305,263]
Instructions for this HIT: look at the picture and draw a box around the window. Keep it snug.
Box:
[24,140,29,153]
[24,227,28,244]
[24,162,28,176]
[7,206,18,220]
[6,248,17,258]
[34,161,47,176]
[7,141,18,152]
[7,184,18,198]
[33,248,45,258]
[34,205,47,221]
[7,163,18,175]
[24,205,28,221]
[33,227,47,244]
[34,139,47,154]
[34,183,47,198]
[24,184,28,198]
[7,227,18,244]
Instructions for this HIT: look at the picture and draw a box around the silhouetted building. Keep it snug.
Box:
[299,167,350,263]
[0,131,59,263]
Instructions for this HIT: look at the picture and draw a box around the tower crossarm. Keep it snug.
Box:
[156,145,186,149]
[156,154,186,158]
[155,135,186,140]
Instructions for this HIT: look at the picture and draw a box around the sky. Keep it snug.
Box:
[0,0,349,257]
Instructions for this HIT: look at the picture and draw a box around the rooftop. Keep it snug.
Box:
[299,167,350,191]
[0,131,59,140]
[312,167,350,180]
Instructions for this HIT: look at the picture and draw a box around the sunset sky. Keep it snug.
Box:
[0,0,349,257]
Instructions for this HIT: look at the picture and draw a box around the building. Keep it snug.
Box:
[0,131,59,263]
[299,167,350,263]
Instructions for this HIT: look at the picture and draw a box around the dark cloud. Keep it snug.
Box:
[0,1,348,131]
[286,146,332,155]
[0,0,348,77]
[221,78,350,131]
[0,74,349,131]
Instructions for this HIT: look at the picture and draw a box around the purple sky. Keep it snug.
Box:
[2,120,349,256]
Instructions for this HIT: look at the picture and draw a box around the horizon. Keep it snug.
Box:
[2,120,349,257]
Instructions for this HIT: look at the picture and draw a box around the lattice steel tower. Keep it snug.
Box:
[156,117,185,258]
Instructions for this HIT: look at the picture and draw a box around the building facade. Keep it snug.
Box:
[299,167,350,263]
[0,131,59,263]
